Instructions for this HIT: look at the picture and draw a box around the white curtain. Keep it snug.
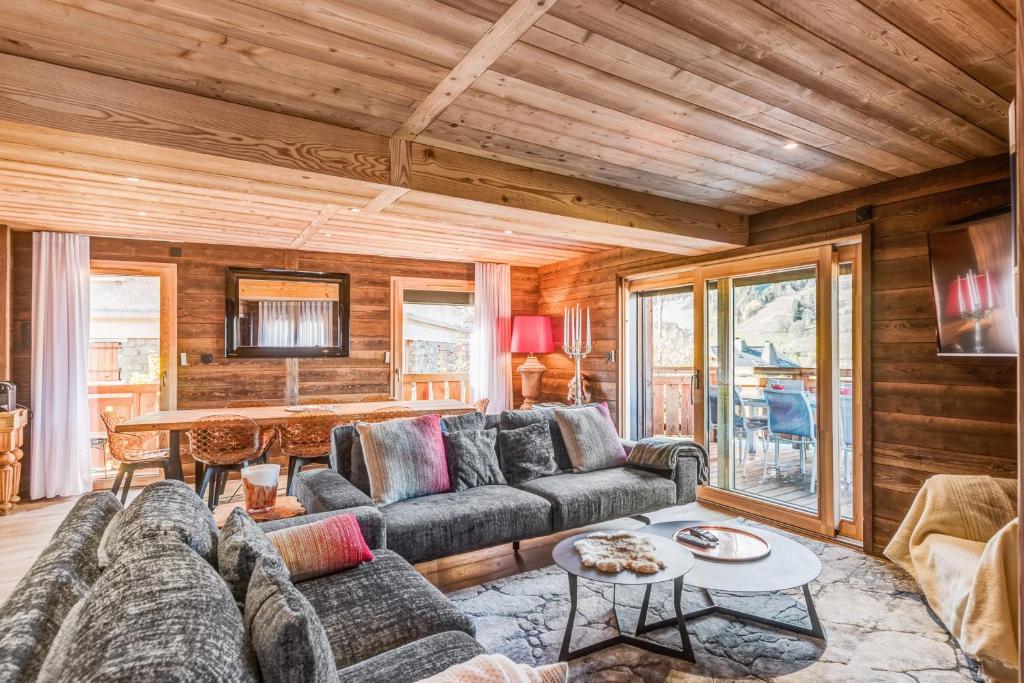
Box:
[30,232,92,499]
[258,300,333,347]
[470,262,512,413]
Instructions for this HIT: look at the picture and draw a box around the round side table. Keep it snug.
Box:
[640,520,826,641]
[552,531,695,662]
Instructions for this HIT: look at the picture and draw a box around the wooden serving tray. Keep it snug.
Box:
[673,525,771,562]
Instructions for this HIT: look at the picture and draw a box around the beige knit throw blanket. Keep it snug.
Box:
[418,655,567,683]
[884,475,1018,682]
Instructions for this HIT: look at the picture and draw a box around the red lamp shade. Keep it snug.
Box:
[511,316,554,354]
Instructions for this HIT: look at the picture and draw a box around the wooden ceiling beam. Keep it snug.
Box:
[393,0,560,140]
[289,204,342,248]
[0,54,747,253]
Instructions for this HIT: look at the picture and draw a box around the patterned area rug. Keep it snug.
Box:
[447,527,981,682]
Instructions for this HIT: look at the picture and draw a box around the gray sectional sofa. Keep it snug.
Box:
[0,484,486,683]
[297,409,706,564]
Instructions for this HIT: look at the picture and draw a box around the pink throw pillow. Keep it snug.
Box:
[267,513,373,582]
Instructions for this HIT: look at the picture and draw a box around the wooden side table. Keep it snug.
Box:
[0,408,28,515]
[213,496,305,528]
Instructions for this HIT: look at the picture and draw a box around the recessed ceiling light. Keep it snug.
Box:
[125,176,141,183]
[503,230,514,235]
[782,142,799,150]
[136,211,147,216]
[323,231,332,237]
[348,207,361,213]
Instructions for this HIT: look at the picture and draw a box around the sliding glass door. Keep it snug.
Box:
[629,243,862,540]
[632,286,696,440]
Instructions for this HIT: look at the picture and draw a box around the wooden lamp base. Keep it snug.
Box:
[517,354,547,409]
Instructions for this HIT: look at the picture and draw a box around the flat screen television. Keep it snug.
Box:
[927,209,1016,356]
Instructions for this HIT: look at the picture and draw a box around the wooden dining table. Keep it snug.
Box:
[116,399,475,482]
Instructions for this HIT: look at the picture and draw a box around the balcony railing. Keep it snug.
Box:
[401,372,472,402]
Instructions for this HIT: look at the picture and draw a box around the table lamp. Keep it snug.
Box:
[511,316,553,409]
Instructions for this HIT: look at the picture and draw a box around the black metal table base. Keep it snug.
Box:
[636,584,827,641]
[559,574,694,662]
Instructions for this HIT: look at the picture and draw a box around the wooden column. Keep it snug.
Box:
[0,225,10,381]
[0,407,27,514]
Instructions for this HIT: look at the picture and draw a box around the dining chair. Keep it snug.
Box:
[278,413,342,496]
[762,388,816,485]
[100,408,170,504]
[707,387,768,470]
[189,414,263,509]
[224,400,276,462]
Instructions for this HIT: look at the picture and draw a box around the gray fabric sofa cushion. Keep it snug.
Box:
[498,422,558,485]
[336,631,486,683]
[37,539,255,683]
[103,479,219,566]
[219,508,284,604]
[516,468,676,530]
[245,558,336,683]
[297,549,474,669]
[440,411,485,433]
[381,486,551,563]
[294,468,373,514]
[554,404,627,472]
[0,492,121,683]
[444,428,505,491]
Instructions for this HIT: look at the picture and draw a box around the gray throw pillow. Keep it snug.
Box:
[443,428,505,491]
[329,424,356,479]
[498,422,558,485]
[37,539,255,682]
[102,479,219,566]
[245,558,336,683]
[349,432,370,495]
[440,411,485,433]
[218,508,285,604]
[554,405,627,472]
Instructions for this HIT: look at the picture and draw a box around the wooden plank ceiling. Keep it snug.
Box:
[0,0,1014,265]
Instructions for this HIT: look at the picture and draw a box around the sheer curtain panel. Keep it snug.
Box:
[30,232,92,499]
[470,263,512,413]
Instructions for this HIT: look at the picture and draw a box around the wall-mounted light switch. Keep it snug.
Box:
[605,351,615,363]
[180,352,188,366]
[384,351,391,364]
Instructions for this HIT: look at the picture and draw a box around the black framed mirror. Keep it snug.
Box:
[225,267,350,358]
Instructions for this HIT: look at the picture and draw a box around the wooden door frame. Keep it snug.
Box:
[390,276,473,400]
[619,274,701,443]
[621,237,868,543]
[90,260,178,411]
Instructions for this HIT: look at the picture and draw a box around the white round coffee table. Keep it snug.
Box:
[552,531,696,662]
[640,520,826,640]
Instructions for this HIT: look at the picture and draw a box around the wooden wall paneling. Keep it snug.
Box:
[9,233,540,491]
[536,155,1014,552]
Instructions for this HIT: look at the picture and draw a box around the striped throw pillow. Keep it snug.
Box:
[266,513,373,582]
[356,414,450,505]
